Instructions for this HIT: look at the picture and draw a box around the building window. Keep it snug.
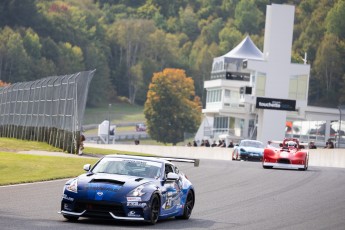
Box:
[255,73,266,96]
[289,75,308,100]
[225,89,230,97]
[206,89,222,103]
[214,116,229,129]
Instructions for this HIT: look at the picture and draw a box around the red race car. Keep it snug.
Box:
[262,138,309,171]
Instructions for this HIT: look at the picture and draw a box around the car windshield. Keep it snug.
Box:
[240,140,264,148]
[286,141,297,147]
[92,158,162,179]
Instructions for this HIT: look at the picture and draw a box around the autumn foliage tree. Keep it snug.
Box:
[0,80,10,87]
[144,68,202,145]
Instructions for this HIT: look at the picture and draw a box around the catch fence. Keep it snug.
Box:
[0,70,95,153]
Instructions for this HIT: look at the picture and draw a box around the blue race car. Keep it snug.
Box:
[59,154,198,225]
[232,139,265,161]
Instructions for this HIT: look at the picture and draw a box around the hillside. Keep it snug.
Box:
[0,0,344,108]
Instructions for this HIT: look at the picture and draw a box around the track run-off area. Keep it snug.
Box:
[1,158,345,230]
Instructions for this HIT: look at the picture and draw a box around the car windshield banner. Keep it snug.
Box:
[256,97,296,111]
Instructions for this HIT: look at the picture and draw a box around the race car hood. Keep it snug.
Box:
[74,173,156,202]
[277,150,294,158]
[239,147,263,154]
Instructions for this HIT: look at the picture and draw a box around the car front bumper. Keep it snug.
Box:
[60,197,149,221]
[263,162,305,169]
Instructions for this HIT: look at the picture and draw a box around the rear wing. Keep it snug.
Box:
[107,154,200,167]
[159,157,200,167]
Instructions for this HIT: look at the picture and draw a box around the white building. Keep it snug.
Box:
[195,4,342,147]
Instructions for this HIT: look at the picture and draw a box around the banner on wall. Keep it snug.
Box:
[256,97,296,111]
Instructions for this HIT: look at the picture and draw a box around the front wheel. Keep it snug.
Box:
[176,190,194,220]
[299,157,309,171]
[263,165,273,169]
[147,194,160,225]
[232,151,238,160]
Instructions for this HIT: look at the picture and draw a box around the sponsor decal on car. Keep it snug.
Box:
[127,197,142,202]
[128,210,141,217]
[63,203,73,211]
[127,202,147,207]
[62,194,74,201]
[88,184,121,192]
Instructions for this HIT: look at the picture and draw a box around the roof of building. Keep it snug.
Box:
[220,35,264,60]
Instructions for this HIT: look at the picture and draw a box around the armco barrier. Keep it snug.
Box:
[84,143,345,168]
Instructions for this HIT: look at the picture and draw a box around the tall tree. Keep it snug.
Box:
[326,0,345,40]
[0,27,30,83]
[179,5,199,41]
[144,68,201,145]
[313,34,342,107]
[234,0,263,35]
[108,19,156,104]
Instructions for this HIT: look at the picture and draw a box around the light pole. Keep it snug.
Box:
[108,103,112,144]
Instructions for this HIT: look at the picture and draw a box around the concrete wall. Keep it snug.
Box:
[308,149,345,168]
[85,143,345,168]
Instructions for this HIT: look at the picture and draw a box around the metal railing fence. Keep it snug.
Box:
[0,70,95,153]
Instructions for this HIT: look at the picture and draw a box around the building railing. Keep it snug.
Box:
[204,128,235,139]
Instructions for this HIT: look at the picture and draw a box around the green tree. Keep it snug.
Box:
[144,68,201,145]
[218,21,243,54]
[56,42,84,75]
[313,34,342,107]
[234,0,263,35]
[326,0,345,40]
[23,28,41,60]
[83,43,115,107]
[179,5,199,40]
[0,27,30,83]
[108,19,156,104]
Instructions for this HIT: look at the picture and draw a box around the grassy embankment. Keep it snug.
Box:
[83,104,193,146]
[83,103,145,134]
[0,137,152,186]
[0,103,190,186]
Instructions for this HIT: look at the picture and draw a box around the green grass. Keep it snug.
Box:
[0,138,63,152]
[84,103,145,125]
[0,137,153,186]
[0,152,98,186]
[0,103,193,186]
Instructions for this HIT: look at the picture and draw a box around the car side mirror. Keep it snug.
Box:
[166,172,179,181]
[83,164,91,171]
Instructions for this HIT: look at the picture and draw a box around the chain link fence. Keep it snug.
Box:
[0,70,95,153]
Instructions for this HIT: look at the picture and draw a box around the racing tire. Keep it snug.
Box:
[262,162,273,169]
[147,194,160,225]
[299,157,309,171]
[63,215,79,221]
[232,152,238,161]
[176,190,194,220]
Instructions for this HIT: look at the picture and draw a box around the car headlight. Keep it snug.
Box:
[127,185,145,197]
[240,148,246,153]
[66,178,78,193]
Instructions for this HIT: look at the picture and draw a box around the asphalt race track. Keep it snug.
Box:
[1,159,345,230]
